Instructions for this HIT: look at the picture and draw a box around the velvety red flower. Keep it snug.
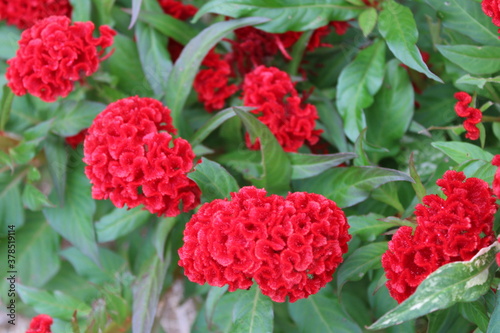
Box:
[453,92,482,140]
[243,66,322,152]
[382,170,497,303]
[307,21,349,52]
[26,314,53,333]
[178,186,350,302]
[0,0,72,29]
[158,0,197,20]
[193,50,239,112]
[492,155,500,198]
[482,0,500,28]
[65,129,88,149]
[6,16,115,102]
[83,96,201,217]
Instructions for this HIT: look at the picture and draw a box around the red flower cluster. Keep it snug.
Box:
[26,314,53,333]
[193,50,238,112]
[65,129,88,149]
[492,155,500,198]
[178,186,350,302]
[6,16,115,102]
[158,0,197,20]
[242,65,322,152]
[382,170,497,303]
[0,0,72,29]
[83,96,201,217]
[482,0,500,35]
[453,92,482,140]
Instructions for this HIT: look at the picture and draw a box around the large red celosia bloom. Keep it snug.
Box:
[0,0,72,29]
[482,0,500,28]
[83,96,201,217]
[193,50,238,112]
[6,16,115,102]
[178,186,350,302]
[243,66,322,152]
[382,170,497,303]
[453,92,482,140]
[26,314,53,333]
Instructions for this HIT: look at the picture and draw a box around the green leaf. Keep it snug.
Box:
[190,106,255,147]
[336,39,386,142]
[69,0,91,21]
[371,183,405,212]
[96,206,152,243]
[132,250,169,333]
[431,141,494,164]
[0,85,14,131]
[368,242,500,330]
[205,286,229,329]
[234,107,292,195]
[230,287,274,333]
[378,0,441,82]
[51,101,105,137]
[359,7,378,37]
[289,288,362,333]
[337,242,388,292]
[188,157,239,202]
[456,74,500,89]
[0,173,24,229]
[436,45,500,75]
[314,96,348,152]
[193,0,363,33]
[166,17,269,137]
[426,0,500,46]
[43,162,99,264]
[133,10,198,45]
[366,59,414,151]
[348,213,398,242]
[427,305,473,333]
[293,166,414,208]
[459,300,489,333]
[135,21,172,97]
[129,0,143,28]
[18,285,92,319]
[22,184,52,211]
[0,26,20,60]
[43,135,68,205]
[409,153,426,202]
[288,152,356,179]
[488,287,500,333]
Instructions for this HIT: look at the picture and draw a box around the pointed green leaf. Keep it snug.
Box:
[96,206,152,243]
[348,214,398,242]
[337,242,388,292]
[336,39,386,142]
[188,157,239,202]
[205,286,229,328]
[458,301,489,333]
[22,184,53,211]
[368,242,500,330]
[52,101,105,137]
[436,44,500,75]
[359,7,378,37]
[456,74,500,89]
[193,0,363,33]
[166,17,269,137]
[234,107,291,195]
[229,287,273,333]
[129,0,143,28]
[293,166,414,208]
[288,152,357,179]
[378,0,441,82]
[431,141,494,164]
[69,0,91,22]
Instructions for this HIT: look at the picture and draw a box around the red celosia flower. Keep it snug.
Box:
[193,50,239,112]
[26,314,53,333]
[382,170,497,303]
[178,186,350,302]
[482,0,500,35]
[492,155,500,198]
[158,0,197,20]
[453,92,482,140]
[6,16,115,102]
[65,129,88,149]
[307,21,349,52]
[0,0,72,29]
[242,66,322,152]
[83,96,201,217]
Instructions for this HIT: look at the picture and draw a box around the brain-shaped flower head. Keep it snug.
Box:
[0,0,72,29]
[178,186,350,302]
[6,16,115,102]
[83,96,201,217]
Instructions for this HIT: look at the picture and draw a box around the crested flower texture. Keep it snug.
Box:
[25,314,53,333]
[178,186,351,302]
[193,50,238,112]
[453,92,482,140]
[482,0,500,35]
[492,155,500,198]
[6,16,115,102]
[158,0,197,20]
[242,65,322,152]
[83,96,201,217]
[382,170,497,303]
[0,0,72,29]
